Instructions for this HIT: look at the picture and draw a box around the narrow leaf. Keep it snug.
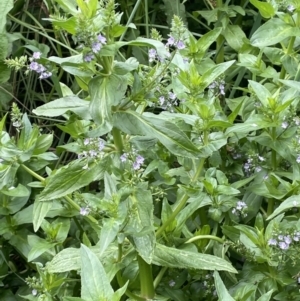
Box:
[267,195,300,220]
[214,271,235,301]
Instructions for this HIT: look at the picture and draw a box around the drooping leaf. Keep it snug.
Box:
[113,110,199,158]
[267,195,300,220]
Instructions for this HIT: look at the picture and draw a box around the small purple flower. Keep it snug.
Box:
[32,52,41,59]
[36,64,46,73]
[133,161,141,170]
[149,48,157,62]
[166,35,175,47]
[287,4,295,12]
[294,117,300,125]
[29,61,39,71]
[168,92,176,100]
[159,96,165,105]
[98,140,105,151]
[278,235,284,240]
[97,34,107,44]
[120,153,128,162]
[219,83,225,95]
[135,155,144,164]
[281,121,288,129]
[84,138,90,145]
[84,53,95,62]
[278,241,289,250]
[32,289,38,296]
[176,40,185,50]
[39,71,52,79]
[89,150,97,157]
[80,207,90,216]
[268,238,277,246]
[255,166,262,172]
[296,155,300,163]
[169,280,176,287]
[92,42,102,53]
[284,235,292,244]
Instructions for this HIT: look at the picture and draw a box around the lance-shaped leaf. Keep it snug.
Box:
[89,74,127,129]
[251,18,300,48]
[113,111,199,158]
[267,195,300,220]
[214,271,235,301]
[153,243,237,273]
[32,96,91,120]
[80,244,114,301]
[38,159,107,201]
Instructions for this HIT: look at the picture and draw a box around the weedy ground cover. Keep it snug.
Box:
[1,0,300,300]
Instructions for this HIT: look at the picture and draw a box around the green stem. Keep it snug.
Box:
[116,245,145,301]
[267,198,275,217]
[112,127,124,152]
[156,158,205,238]
[153,267,167,289]
[184,235,224,244]
[20,163,45,182]
[137,255,155,299]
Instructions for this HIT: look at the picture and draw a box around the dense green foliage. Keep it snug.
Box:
[2,0,300,300]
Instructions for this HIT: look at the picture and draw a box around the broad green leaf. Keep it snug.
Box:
[1,184,29,197]
[38,159,107,201]
[33,96,91,119]
[251,18,300,48]
[153,243,237,273]
[0,162,19,190]
[33,200,53,232]
[33,134,53,155]
[214,271,235,301]
[113,111,199,158]
[80,244,114,301]
[197,27,222,54]
[267,195,300,220]
[223,25,246,51]
[53,0,78,15]
[27,235,56,262]
[89,74,127,128]
[113,57,139,75]
[104,172,117,199]
[127,188,155,264]
[0,0,13,33]
[0,113,7,132]
[250,0,275,18]
[45,16,77,34]
[0,63,10,83]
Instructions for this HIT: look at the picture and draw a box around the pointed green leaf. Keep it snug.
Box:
[38,159,107,201]
[32,96,91,119]
[251,18,300,48]
[223,25,246,51]
[99,219,120,256]
[214,271,235,301]
[153,243,237,273]
[113,110,199,158]
[80,244,114,301]
[27,235,56,262]
[267,195,300,220]
[0,0,13,33]
[250,0,275,18]
[33,200,53,232]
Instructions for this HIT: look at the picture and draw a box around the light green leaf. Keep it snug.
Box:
[53,0,78,15]
[113,111,199,158]
[250,0,275,18]
[197,27,222,54]
[251,18,300,48]
[38,159,107,201]
[267,195,300,220]
[89,74,127,128]
[80,244,114,301]
[98,219,120,256]
[214,271,235,301]
[27,235,56,262]
[248,80,271,107]
[33,200,53,232]
[153,243,237,273]
[223,25,246,51]
[1,184,29,197]
[0,0,13,33]
[32,96,91,119]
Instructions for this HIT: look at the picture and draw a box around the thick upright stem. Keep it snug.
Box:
[137,255,155,299]
[112,127,124,152]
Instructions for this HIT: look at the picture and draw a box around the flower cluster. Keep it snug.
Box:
[158,91,179,112]
[232,201,248,217]
[28,52,52,79]
[10,102,23,130]
[165,35,185,50]
[268,231,300,251]
[120,151,145,171]
[78,137,105,169]
[82,33,107,62]
[209,79,225,96]
[243,153,265,176]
